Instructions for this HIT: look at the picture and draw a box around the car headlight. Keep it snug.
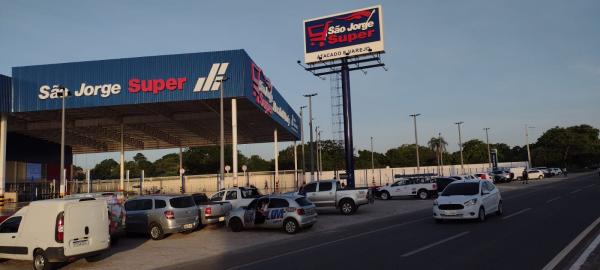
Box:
[463,198,477,206]
[433,200,438,206]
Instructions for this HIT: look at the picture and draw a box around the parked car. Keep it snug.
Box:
[433,180,503,223]
[474,172,492,181]
[509,167,526,180]
[299,180,372,215]
[533,167,552,177]
[527,169,545,179]
[226,195,317,234]
[377,178,437,200]
[549,168,563,176]
[435,177,457,193]
[191,193,232,227]
[0,198,110,270]
[490,170,513,183]
[210,186,261,209]
[124,195,199,240]
[449,175,478,181]
[65,192,126,244]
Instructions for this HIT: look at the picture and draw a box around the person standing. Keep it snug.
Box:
[522,169,529,184]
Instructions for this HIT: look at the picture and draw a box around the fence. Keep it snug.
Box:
[71,161,527,196]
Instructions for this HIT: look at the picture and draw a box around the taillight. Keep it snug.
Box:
[297,208,305,215]
[204,207,212,216]
[164,210,175,219]
[433,183,437,190]
[55,212,64,243]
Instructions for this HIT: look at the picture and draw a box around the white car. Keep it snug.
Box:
[0,198,110,270]
[433,180,503,223]
[527,169,545,179]
[449,175,478,181]
[210,186,262,209]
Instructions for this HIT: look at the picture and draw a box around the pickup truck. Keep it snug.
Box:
[192,193,233,227]
[377,177,437,200]
[209,186,262,209]
[299,180,372,215]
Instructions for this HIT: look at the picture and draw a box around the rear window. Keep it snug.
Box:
[155,199,166,209]
[441,183,480,196]
[319,182,332,191]
[169,196,195,208]
[125,199,152,211]
[295,197,313,207]
[240,188,261,199]
[269,198,289,208]
[192,194,208,205]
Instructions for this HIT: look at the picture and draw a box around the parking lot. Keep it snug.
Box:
[0,173,574,270]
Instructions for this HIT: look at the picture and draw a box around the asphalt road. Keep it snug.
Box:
[165,173,600,270]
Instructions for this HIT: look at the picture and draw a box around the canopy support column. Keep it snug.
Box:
[274,128,278,193]
[119,123,125,191]
[232,98,238,186]
[0,113,7,195]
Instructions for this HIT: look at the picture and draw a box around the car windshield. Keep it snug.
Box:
[169,196,195,208]
[240,188,261,199]
[441,183,480,196]
[295,197,313,207]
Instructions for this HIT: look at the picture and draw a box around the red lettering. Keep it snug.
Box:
[177,78,187,90]
[141,80,152,92]
[347,33,357,43]
[129,79,140,93]
[367,29,374,37]
[166,78,177,90]
[153,79,165,94]
[358,32,367,39]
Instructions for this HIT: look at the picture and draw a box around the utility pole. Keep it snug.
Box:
[525,124,535,168]
[370,136,375,184]
[218,77,229,191]
[317,128,323,180]
[315,126,320,181]
[439,132,444,175]
[300,105,307,183]
[58,85,67,197]
[409,113,421,172]
[455,121,464,174]
[304,93,317,182]
[484,128,491,169]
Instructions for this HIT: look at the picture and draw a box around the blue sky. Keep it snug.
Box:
[1,0,599,168]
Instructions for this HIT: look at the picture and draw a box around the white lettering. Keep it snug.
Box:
[38,85,50,99]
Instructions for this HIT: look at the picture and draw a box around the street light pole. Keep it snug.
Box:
[300,105,307,183]
[304,93,317,182]
[438,132,444,175]
[370,136,375,184]
[455,121,464,174]
[58,85,67,197]
[218,76,229,191]
[484,128,491,169]
[525,125,535,168]
[409,113,421,172]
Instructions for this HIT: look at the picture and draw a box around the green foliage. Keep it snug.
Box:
[92,159,119,180]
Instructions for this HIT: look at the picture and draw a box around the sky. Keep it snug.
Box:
[1,0,599,168]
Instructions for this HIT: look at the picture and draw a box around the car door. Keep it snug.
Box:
[242,199,258,228]
[264,198,287,228]
[125,200,142,232]
[0,216,26,260]
[252,198,271,228]
[388,181,402,196]
[314,182,335,206]
[488,182,501,211]
[302,183,319,205]
[481,182,494,211]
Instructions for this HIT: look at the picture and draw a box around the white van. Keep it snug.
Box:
[0,198,110,270]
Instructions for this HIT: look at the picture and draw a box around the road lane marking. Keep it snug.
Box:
[570,231,600,270]
[583,184,595,189]
[542,215,600,270]
[570,189,582,194]
[546,197,561,204]
[502,208,532,220]
[226,217,430,270]
[401,231,470,257]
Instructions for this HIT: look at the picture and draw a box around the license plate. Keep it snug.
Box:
[444,210,457,216]
[183,223,193,229]
[218,216,225,222]
[72,239,89,247]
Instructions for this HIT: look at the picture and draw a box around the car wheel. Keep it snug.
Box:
[478,207,486,222]
[149,223,164,240]
[418,189,429,200]
[496,201,503,216]
[229,217,243,232]
[339,200,355,215]
[33,249,53,270]
[381,191,390,200]
[539,175,543,180]
[283,219,300,234]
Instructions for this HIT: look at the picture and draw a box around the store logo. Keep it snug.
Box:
[193,63,229,92]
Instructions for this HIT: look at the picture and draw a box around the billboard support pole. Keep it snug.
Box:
[341,58,356,188]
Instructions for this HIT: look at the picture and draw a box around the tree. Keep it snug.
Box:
[461,139,488,164]
[133,153,147,162]
[533,125,600,169]
[428,136,448,166]
[246,155,272,171]
[92,159,119,180]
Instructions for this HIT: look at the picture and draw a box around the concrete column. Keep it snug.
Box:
[0,113,7,195]
[179,146,184,193]
[274,128,278,193]
[126,170,130,192]
[86,169,91,193]
[119,123,125,191]
[232,98,238,184]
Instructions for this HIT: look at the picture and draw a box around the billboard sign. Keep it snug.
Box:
[491,149,498,170]
[303,5,384,64]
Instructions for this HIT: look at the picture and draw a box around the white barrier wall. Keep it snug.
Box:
[74,161,527,196]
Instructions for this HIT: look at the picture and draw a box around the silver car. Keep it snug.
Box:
[124,195,199,240]
[226,195,317,234]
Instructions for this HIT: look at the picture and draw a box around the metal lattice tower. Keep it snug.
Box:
[330,73,344,144]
